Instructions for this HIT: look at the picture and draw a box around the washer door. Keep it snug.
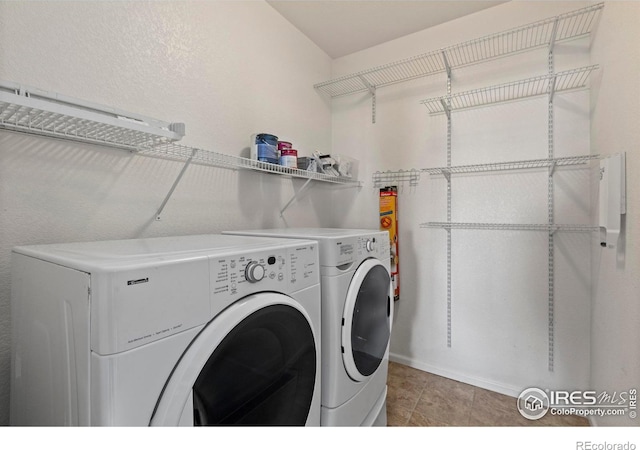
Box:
[341,258,392,382]
[150,293,317,426]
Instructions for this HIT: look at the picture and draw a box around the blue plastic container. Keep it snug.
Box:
[255,133,278,164]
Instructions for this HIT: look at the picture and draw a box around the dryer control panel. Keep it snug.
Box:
[323,231,390,267]
[355,233,390,261]
[210,242,319,304]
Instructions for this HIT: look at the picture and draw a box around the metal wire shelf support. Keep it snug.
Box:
[358,75,377,124]
[280,178,313,218]
[547,26,557,372]
[445,68,453,348]
[155,148,197,221]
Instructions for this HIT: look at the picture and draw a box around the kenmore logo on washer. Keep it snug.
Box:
[127,278,149,286]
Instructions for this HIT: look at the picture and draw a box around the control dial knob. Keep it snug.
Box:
[366,239,374,252]
[245,261,265,283]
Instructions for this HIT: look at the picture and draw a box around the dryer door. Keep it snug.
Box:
[150,293,317,426]
[341,258,392,382]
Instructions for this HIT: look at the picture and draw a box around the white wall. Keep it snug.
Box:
[0,1,337,425]
[332,1,597,398]
[590,1,640,427]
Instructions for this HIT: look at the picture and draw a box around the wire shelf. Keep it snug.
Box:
[0,81,184,151]
[143,142,362,186]
[314,3,603,98]
[420,222,598,232]
[422,154,599,176]
[0,81,360,187]
[372,169,420,188]
[420,65,598,114]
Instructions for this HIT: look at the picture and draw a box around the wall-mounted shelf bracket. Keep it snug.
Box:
[155,148,197,221]
[548,160,558,177]
[440,99,451,119]
[358,75,377,124]
[441,51,452,78]
[280,178,313,217]
[549,18,560,55]
[548,74,557,103]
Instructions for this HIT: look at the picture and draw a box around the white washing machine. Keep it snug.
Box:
[10,234,321,426]
[224,228,392,426]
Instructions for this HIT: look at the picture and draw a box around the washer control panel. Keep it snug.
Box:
[210,242,318,300]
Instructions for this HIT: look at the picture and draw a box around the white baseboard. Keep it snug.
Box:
[389,352,523,399]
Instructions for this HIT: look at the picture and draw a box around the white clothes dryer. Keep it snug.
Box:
[224,228,393,426]
[10,234,321,426]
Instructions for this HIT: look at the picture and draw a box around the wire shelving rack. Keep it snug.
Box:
[314,3,603,122]
[380,3,604,372]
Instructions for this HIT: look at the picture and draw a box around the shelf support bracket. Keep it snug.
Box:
[548,160,557,177]
[442,169,451,182]
[440,99,451,119]
[280,178,313,217]
[155,148,197,221]
[548,74,557,104]
[549,18,559,55]
[441,51,452,79]
[358,75,377,124]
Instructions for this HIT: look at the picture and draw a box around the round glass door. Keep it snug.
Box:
[341,259,392,382]
[150,294,317,426]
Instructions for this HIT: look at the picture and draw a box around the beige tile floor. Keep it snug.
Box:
[386,361,590,426]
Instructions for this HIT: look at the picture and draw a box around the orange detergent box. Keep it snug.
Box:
[380,186,399,301]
